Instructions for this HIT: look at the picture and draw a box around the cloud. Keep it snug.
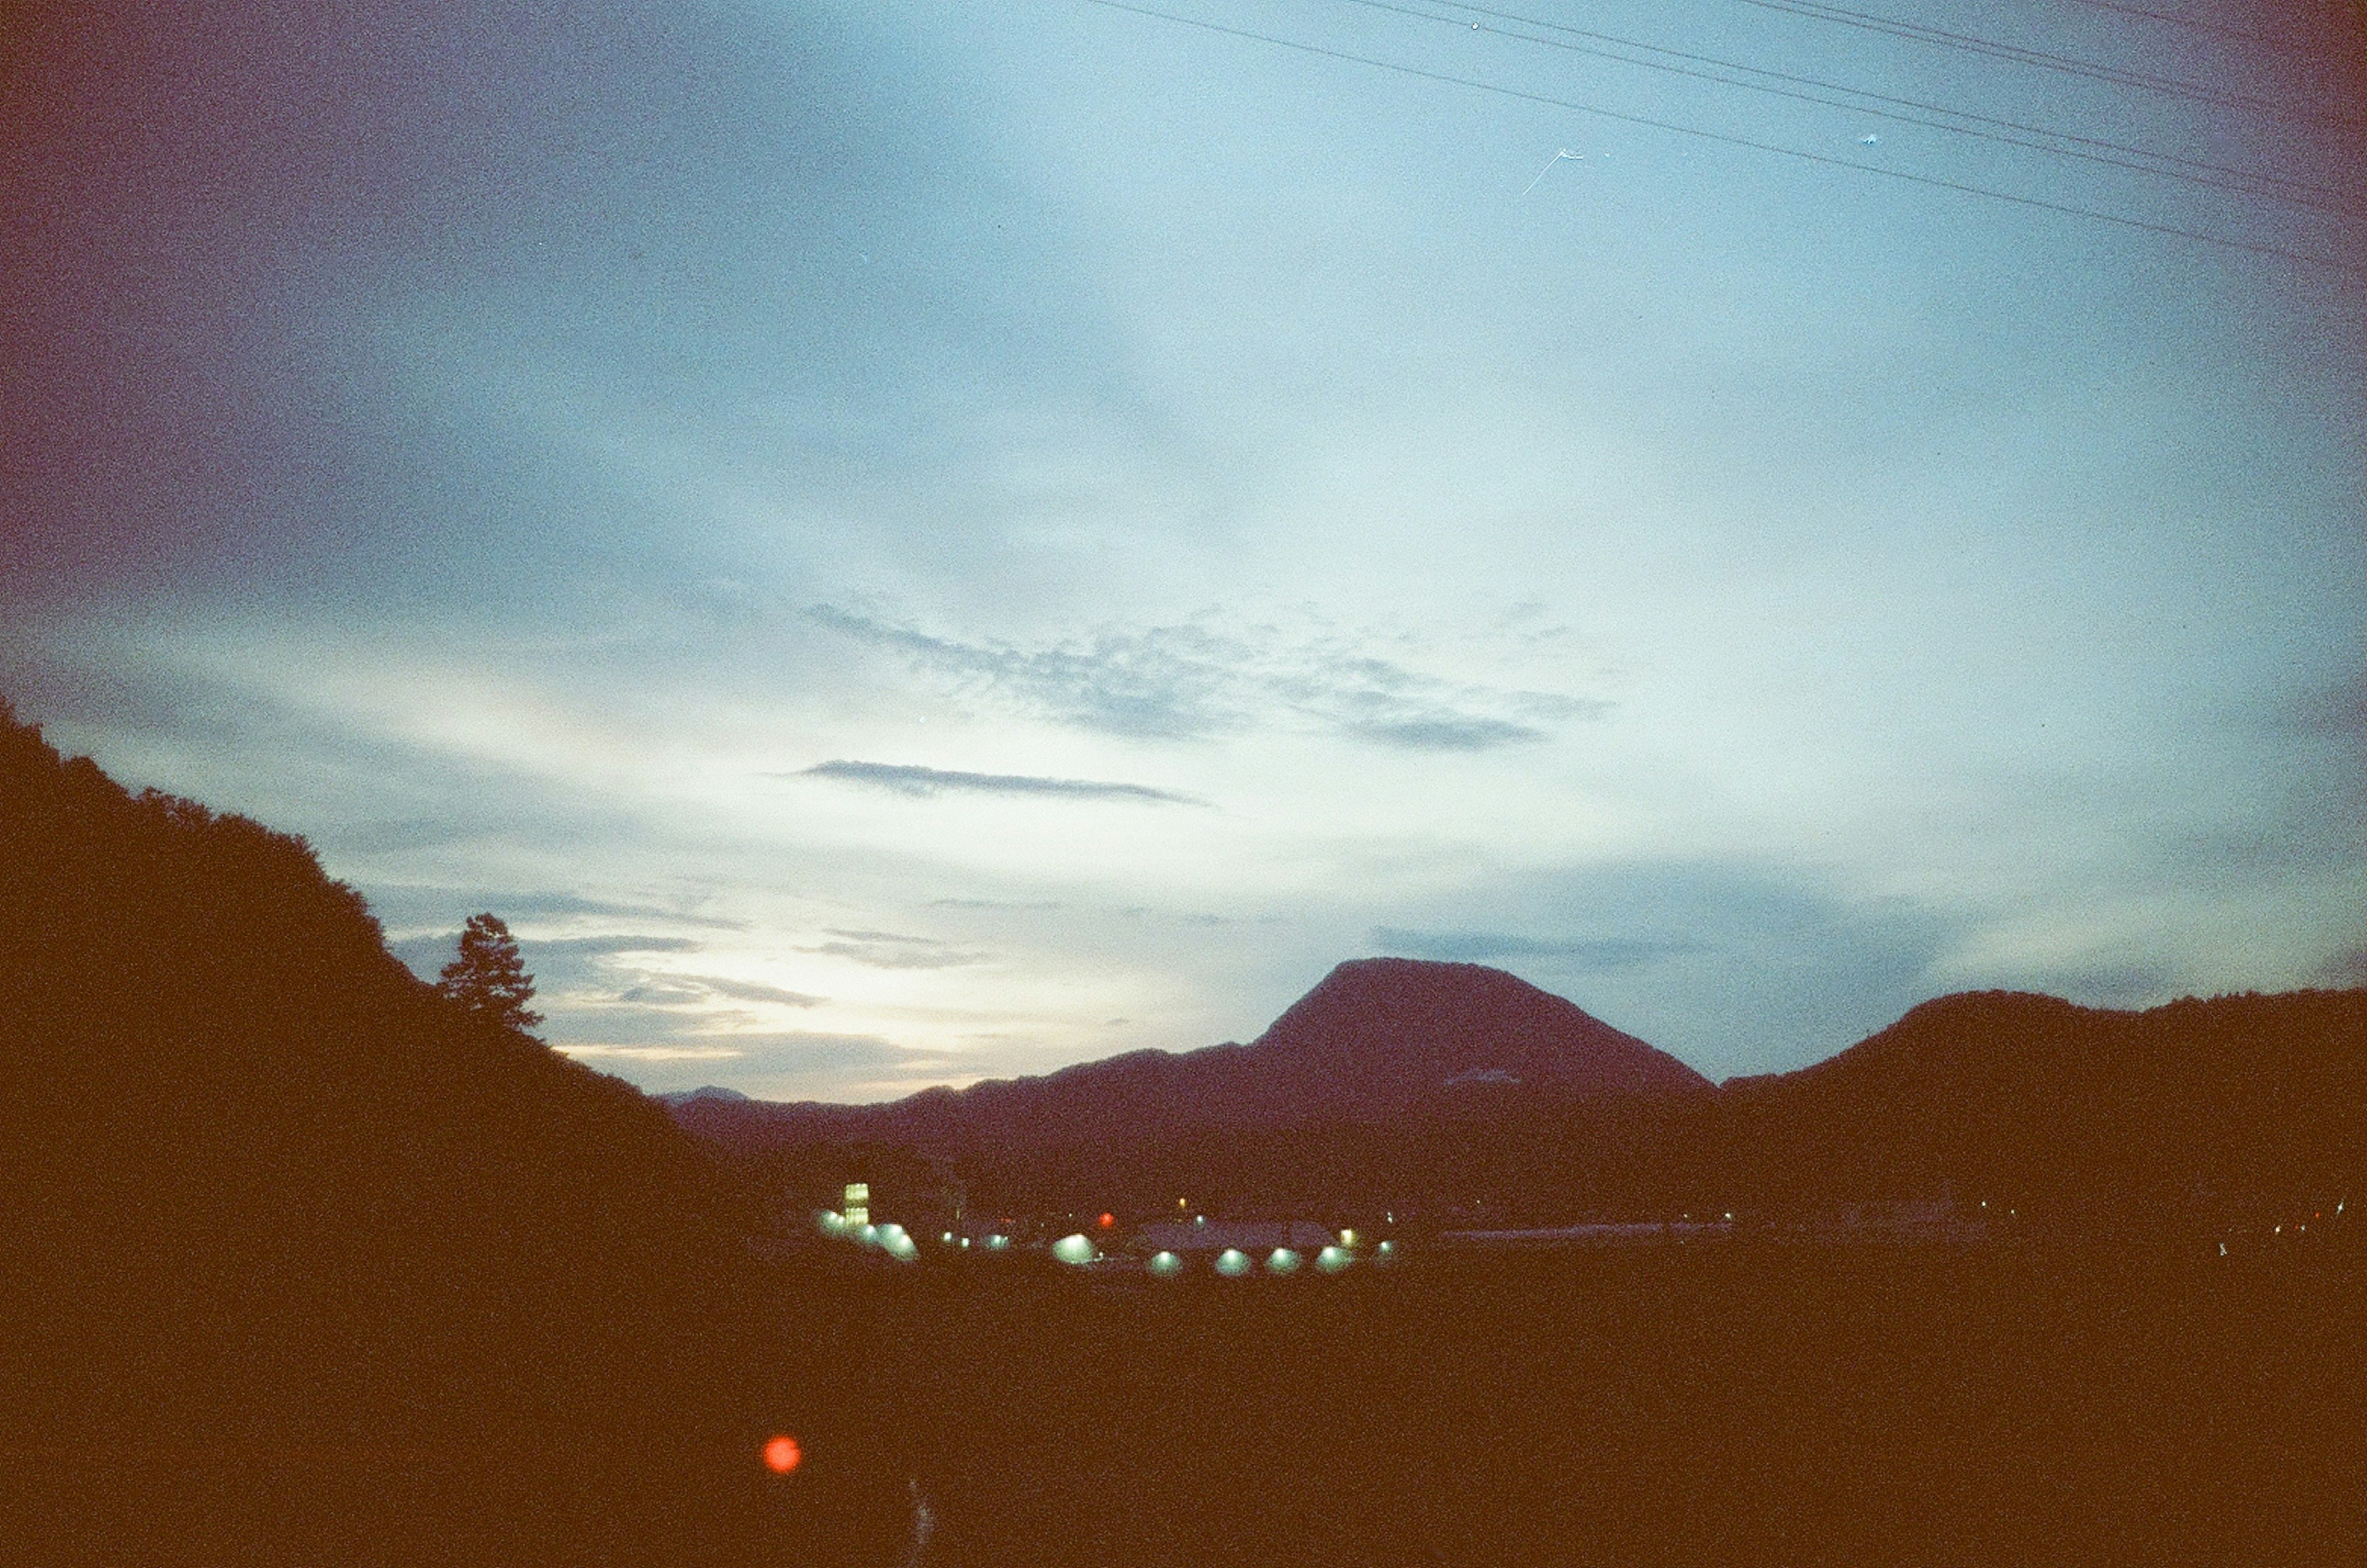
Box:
[808,605,1603,751]
[795,759,1201,805]
[563,1031,963,1101]
[691,976,826,1007]
[1368,928,1693,968]
[525,934,704,957]
[1344,716,1544,751]
[806,928,987,970]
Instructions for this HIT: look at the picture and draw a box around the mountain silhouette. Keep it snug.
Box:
[1249,957,1712,1103]
[677,956,1701,1153]
[669,957,1714,1217]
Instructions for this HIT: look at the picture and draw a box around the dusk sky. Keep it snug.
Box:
[6,0,2361,1101]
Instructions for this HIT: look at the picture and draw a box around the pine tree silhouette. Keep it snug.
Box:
[436,912,544,1034]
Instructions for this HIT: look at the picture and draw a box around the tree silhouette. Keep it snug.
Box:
[437,912,544,1034]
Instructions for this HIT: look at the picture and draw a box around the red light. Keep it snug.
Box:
[763,1434,802,1474]
[1098,1212,1115,1228]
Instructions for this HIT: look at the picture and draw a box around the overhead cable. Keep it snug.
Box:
[1071,0,2365,279]
[2048,0,2326,52]
[1727,0,2366,127]
[1346,0,2361,216]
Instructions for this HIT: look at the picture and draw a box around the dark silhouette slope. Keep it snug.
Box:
[0,706,902,1565]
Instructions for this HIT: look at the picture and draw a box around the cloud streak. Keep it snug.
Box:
[809,606,1604,751]
[1370,928,1695,968]
[804,928,988,970]
[796,759,1202,805]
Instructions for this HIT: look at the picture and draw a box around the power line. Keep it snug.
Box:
[1342,0,2362,216]
[1725,0,2366,126]
[2048,0,2323,52]
[1069,0,2365,278]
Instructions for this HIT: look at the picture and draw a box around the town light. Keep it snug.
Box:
[1214,1248,1250,1277]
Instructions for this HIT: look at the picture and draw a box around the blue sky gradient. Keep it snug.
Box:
[6,0,2361,1098]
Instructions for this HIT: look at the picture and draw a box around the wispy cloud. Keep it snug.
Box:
[1369,927,1695,969]
[611,974,824,1008]
[525,934,704,957]
[558,1043,748,1062]
[795,759,1201,804]
[692,976,826,1007]
[806,928,987,970]
[808,605,1604,751]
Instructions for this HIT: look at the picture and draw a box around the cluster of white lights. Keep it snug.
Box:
[816,1211,918,1260]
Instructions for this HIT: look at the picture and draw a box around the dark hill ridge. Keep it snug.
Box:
[672,958,1706,1162]
[1717,987,2367,1216]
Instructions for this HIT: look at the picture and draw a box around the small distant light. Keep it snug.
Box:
[2275,1225,2282,1234]
[1177,1198,1188,1209]
[1098,1212,1115,1229]
[942,1232,955,1244]
[1194,1215,1205,1226]
[959,1236,971,1248]
[2219,1243,2228,1257]
[1723,1212,1734,1222]
[762,1434,802,1474]
[1376,1240,1394,1256]
[1339,1228,1357,1247]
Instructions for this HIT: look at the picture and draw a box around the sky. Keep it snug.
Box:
[5,0,2363,1101]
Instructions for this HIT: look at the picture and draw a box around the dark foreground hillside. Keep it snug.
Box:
[0,709,907,1565]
